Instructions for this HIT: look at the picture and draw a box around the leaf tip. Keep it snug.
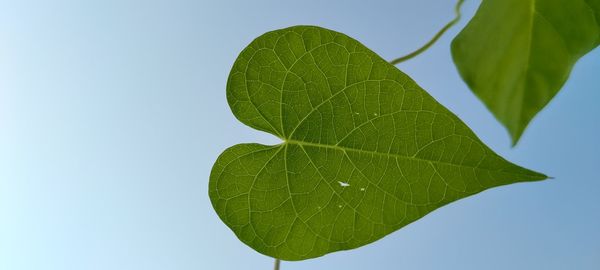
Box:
[508,123,527,147]
[531,171,550,181]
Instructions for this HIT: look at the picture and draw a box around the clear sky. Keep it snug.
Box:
[1,0,599,269]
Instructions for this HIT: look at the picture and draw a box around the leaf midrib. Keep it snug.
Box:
[283,139,538,178]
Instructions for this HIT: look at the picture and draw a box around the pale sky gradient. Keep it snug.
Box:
[1,1,599,269]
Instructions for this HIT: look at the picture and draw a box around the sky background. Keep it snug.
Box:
[1,0,599,269]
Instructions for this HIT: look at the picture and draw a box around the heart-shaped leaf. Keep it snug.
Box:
[210,26,547,260]
[452,0,600,144]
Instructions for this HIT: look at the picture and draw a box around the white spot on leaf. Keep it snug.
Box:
[338,181,350,187]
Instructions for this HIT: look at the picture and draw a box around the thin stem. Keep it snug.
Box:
[389,0,465,65]
[274,259,280,270]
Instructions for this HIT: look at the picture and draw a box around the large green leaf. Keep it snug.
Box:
[452,0,600,144]
[210,26,547,260]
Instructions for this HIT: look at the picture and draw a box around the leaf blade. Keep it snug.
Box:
[452,0,600,144]
[211,25,547,260]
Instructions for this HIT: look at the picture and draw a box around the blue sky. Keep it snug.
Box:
[1,0,599,269]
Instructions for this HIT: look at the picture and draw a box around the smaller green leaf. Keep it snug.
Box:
[452,0,600,144]
[211,26,547,261]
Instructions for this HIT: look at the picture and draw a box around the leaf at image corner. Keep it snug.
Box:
[452,0,600,145]
[210,25,547,261]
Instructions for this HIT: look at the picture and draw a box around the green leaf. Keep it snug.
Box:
[452,0,600,145]
[210,26,547,261]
